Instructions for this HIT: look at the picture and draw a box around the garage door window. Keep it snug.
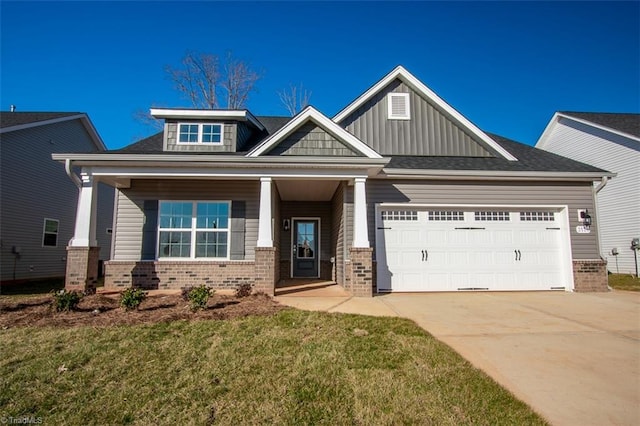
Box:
[474,211,510,221]
[381,210,418,221]
[520,211,555,221]
[428,211,464,221]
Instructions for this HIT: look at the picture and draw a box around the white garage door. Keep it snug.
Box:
[376,208,571,292]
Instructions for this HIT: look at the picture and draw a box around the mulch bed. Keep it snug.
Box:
[0,293,286,328]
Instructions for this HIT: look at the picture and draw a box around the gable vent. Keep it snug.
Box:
[387,93,410,120]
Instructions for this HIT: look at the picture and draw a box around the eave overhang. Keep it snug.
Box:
[381,168,615,182]
[150,108,265,131]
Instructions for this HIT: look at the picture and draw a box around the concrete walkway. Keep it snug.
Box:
[275,290,640,426]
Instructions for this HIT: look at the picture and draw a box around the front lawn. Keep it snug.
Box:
[0,309,545,425]
[609,273,640,291]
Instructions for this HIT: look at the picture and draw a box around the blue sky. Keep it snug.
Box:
[1,1,638,149]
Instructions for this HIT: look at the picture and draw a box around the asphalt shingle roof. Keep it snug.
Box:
[0,112,82,129]
[560,112,640,139]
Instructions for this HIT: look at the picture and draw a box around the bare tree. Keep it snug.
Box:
[164,51,260,109]
[132,108,163,132]
[278,83,312,116]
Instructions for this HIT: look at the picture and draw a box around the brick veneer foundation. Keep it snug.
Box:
[104,260,254,291]
[573,259,609,292]
[349,247,373,297]
[65,246,100,292]
[254,247,277,295]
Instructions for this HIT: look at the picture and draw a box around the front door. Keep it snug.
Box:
[292,219,319,278]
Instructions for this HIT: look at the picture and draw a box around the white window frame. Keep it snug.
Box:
[157,200,231,260]
[42,218,59,247]
[387,93,411,120]
[177,123,224,145]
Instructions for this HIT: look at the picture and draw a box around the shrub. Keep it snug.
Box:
[51,289,82,312]
[186,285,213,311]
[120,288,147,311]
[235,283,253,298]
[181,286,193,301]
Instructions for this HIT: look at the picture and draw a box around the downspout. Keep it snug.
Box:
[593,176,610,274]
[595,176,609,194]
[65,159,82,189]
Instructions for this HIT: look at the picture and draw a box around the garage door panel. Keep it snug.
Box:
[376,207,569,292]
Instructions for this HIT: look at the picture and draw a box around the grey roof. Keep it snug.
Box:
[0,112,82,129]
[560,112,640,138]
[113,115,291,154]
[386,133,608,173]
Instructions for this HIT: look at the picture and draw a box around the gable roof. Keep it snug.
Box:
[385,132,611,176]
[0,111,107,151]
[333,66,518,161]
[558,112,640,140]
[247,106,382,158]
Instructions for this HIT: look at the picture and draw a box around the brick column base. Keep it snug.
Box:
[349,247,373,297]
[254,247,277,296]
[573,259,609,292]
[65,246,100,293]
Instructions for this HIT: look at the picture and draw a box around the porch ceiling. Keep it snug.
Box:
[275,180,340,201]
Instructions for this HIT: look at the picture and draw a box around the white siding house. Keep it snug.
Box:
[536,112,640,274]
[0,112,114,284]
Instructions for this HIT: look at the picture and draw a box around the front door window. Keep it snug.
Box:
[293,219,319,278]
[297,222,316,259]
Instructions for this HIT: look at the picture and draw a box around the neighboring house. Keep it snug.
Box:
[53,67,612,296]
[0,112,114,284]
[536,112,640,275]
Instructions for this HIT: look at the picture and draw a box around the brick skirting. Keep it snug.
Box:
[104,260,255,291]
[573,259,609,292]
[349,247,374,297]
[65,247,100,292]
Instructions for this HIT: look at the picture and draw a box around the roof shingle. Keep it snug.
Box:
[560,112,640,139]
[0,112,82,129]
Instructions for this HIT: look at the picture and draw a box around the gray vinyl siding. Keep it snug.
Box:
[331,182,346,285]
[266,122,359,156]
[539,118,640,273]
[236,122,254,152]
[366,179,599,259]
[0,119,113,282]
[279,201,332,265]
[339,79,494,157]
[112,180,259,261]
[164,120,237,152]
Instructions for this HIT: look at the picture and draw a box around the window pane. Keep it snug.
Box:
[201,124,221,144]
[159,231,191,257]
[160,202,192,229]
[196,231,228,258]
[43,233,57,247]
[196,202,229,229]
[44,219,58,233]
[179,124,199,143]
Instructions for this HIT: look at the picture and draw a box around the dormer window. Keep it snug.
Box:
[387,93,410,120]
[178,123,223,144]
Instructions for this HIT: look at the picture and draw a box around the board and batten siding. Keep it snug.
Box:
[112,180,259,261]
[365,180,600,260]
[0,119,114,281]
[266,122,359,156]
[164,121,237,152]
[331,182,346,286]
[338,79,493,157]
[539,118,640,274]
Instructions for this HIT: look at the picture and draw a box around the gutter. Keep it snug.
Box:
[381,168,615,182]
[64,159,82,189]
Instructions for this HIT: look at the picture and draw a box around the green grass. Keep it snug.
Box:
[0,311,546,425]
[608,273,640,291]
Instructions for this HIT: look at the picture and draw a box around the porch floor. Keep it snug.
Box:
[275,279,350,297]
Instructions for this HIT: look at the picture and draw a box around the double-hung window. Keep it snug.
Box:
[177,123,223,144]
[158,201,230,259]
[42,218,59,247]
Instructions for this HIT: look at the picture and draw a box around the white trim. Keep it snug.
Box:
[246,106,382,159]
[42,218,59,248]
[176,122,224,145]
[290,217,321,279]
[70,172,98,247]
[150,108,265,131]
[257,177,273,247]
[353,177,370,247]
[333,66,519,161]
[156,200,231,261]
[387,93,410,120]
[0,114,107,151]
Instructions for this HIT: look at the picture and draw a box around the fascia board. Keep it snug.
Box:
[150,108,265,131]
[534,112,561,150]
[333,66,519,162]
[246,106,382,158]
[557,113,640,143]
[381,168,615,181]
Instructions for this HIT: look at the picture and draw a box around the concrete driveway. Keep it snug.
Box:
[277,290,640,425]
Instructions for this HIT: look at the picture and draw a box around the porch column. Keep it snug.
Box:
[352,177,370,248]
[257,177,273,247]
[70,172,98,247]
[66,171,99,292]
